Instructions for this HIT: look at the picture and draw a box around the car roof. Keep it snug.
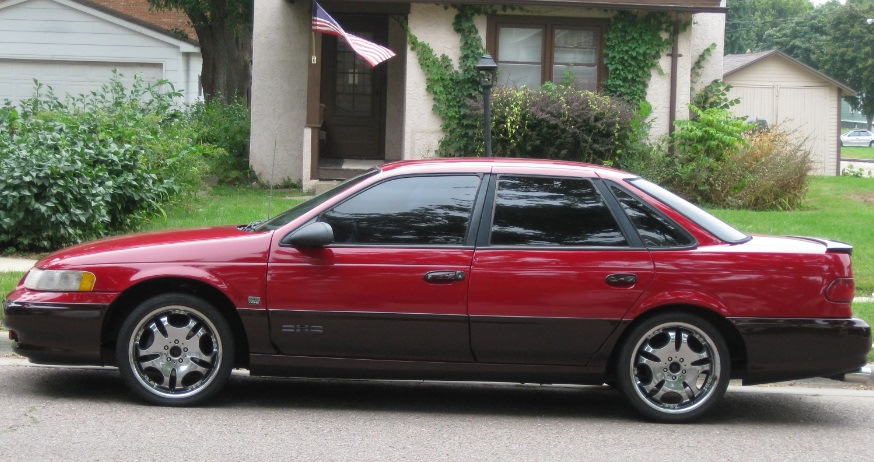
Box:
[377,157,633,180]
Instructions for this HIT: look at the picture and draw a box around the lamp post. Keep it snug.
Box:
[475,54,498,157]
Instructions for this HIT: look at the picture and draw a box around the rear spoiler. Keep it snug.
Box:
[789,236,853,255]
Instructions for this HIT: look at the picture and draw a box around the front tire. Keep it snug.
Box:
[116,294,234,406]
[616,312,730,422]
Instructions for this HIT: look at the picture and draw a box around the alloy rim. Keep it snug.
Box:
[630,322,720,414]
[128,306,222,399]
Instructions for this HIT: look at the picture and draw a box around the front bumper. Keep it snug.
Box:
[2,294,113,366]
[730,317,871,385]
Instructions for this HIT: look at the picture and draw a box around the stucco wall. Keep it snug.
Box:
[403,4,488,159]
[250,0,309,183]
[385,18,407,162]
[647,10,725,139]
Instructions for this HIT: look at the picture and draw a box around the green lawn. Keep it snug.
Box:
[711,176,874,297]
[1,271,25,299]
[841,146,874,160]
[138,185,306,231]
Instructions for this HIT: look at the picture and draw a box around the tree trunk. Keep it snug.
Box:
[192,1,252,104]
[867,113,872,132]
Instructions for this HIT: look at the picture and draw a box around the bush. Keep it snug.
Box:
[0,73,209,251]
[188,97,252,185]
[481,84,643,164]
[625,114,812,210]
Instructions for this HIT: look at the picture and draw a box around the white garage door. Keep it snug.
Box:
[0,59,163,104]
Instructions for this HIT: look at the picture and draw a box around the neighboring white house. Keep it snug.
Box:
[0,0,202,104]
[723,50,854,176]
[250,0,727,190]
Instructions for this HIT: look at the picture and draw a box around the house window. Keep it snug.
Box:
[488,16,607,91]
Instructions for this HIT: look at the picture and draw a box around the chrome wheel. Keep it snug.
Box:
[117,294,234,405]
[617,313,730,422]
[129,307,221,398]
[630,322,719,414]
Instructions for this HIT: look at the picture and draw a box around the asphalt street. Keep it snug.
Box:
[0,359,872,461]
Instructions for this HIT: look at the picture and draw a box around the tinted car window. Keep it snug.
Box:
[610,185,695,248]
[628,178,749,244]
[320,175,481,245]
[491,176,627,247]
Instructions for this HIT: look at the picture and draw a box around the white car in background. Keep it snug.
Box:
[840,129,874,147]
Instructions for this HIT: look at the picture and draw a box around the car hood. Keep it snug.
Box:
[36,227,274,269]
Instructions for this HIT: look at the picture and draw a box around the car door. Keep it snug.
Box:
[266,174,486,362]
[468,170,655,366]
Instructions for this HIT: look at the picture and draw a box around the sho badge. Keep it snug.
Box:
[247,296,261,305]
[282,324,324,334]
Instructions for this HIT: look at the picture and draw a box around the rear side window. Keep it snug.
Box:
[490,176,627,247]
[320,175,481,245]
[609,185,695,248]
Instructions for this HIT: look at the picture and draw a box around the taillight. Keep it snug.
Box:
[825,278,855,303]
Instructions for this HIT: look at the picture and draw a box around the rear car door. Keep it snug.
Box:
[267,174,485,361]
[468,170,655,366]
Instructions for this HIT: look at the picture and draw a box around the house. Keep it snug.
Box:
[723,50,854,176]
[251,0,727,189]
[0,0,201,104]
[841,100,867,130]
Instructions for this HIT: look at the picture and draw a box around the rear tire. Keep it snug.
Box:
[616,312,730,422]
[116,293,234,406]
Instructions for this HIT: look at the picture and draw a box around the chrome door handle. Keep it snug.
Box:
[424,270,466,283]
[606,273,638,287]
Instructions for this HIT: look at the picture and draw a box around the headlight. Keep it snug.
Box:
[23,269,96,292]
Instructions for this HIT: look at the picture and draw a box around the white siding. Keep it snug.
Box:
[0,0,201,104]
[726,56,840,175]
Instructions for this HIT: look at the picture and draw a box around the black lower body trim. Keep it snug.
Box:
[730,317,871,385]
[2,299,108,366]
[249,354,607,385]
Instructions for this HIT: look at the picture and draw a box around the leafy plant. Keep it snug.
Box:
[188,96,253,184]
[603,11,674,104]
[482,83,641,164]
[0,73,208,251]
[405,5,487,156]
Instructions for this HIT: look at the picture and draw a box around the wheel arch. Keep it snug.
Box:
[101,277,250,368]
[606,304,747,382]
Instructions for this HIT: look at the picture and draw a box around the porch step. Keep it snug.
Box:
[317,158,382,180]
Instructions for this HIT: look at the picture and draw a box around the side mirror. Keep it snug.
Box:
[281,222,334,248]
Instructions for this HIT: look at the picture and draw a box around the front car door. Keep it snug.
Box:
[468,170,656,366]
[267,174,486,361]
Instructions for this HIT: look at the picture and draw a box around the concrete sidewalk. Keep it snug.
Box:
[0,258,35,272]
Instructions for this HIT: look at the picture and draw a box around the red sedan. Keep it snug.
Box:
[3,158,871,422]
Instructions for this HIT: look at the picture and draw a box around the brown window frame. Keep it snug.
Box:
[486,15,609,91]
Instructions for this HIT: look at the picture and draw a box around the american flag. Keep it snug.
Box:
[312,2,396,67]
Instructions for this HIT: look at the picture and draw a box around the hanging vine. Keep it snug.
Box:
[603,11,675,104]
[404,5,487,156]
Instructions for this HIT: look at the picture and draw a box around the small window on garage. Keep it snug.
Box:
[609,184,695,248]
[320,175,481,245]
[490,176,627,246]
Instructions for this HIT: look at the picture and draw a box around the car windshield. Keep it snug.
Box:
[627,178,750,244]
[251,168,379,231]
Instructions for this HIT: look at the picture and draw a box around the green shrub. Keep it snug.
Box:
[625,116,812,210]
[188,97,252,185]
[0,73,208,251]
[483,84,642,164]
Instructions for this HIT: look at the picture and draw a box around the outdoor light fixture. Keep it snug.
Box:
[475,54,498,157]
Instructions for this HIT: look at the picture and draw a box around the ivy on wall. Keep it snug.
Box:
[404,5,487,156]
[603,11,675,104]
[406,7,678,156]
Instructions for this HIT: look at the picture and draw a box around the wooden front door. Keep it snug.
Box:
[319,15,388,160]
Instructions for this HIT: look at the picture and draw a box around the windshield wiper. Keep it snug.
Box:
[238,219,267,232]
